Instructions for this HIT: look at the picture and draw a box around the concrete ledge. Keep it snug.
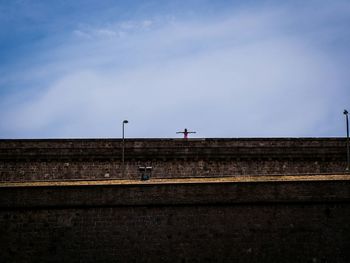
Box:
[1,174,350,187]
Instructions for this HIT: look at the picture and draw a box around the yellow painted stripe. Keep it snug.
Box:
[0,174,349,188]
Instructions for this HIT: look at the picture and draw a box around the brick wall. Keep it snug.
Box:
[1,179,350,262]
[0,138,347,181]
[1,139,349,262]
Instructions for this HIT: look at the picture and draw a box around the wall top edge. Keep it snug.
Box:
[0,137,346,142]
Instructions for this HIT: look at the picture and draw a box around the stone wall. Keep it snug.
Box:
[0,138,347,181]
[1,178,350,262]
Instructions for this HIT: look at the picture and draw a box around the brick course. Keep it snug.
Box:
[0,138,347,181]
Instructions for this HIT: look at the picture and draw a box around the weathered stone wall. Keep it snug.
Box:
[0,159,345,181]
[0,138,347,181]
[1,178,350,262]
[1,137,349,262]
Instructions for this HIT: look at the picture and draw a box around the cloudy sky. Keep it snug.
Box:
[0,0,349,138]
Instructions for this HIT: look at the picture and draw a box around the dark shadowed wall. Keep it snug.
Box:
[1,179,350,262]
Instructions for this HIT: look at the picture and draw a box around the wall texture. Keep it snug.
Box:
[0,138,347,181]
[1,178,350,262]
[1,138,349,262]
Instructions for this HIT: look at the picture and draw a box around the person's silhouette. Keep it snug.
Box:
[176,128,196,139]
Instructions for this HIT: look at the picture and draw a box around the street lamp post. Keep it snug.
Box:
[344,110,349,171]
[122,120,128,175]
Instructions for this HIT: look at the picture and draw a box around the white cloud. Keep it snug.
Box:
[1,3,349,138]
[72,19,156,42]
[142,20,153,28]
[73,30,92,39]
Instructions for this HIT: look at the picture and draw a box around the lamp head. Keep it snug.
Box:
[344,110,348,115]
[123,120,129,124]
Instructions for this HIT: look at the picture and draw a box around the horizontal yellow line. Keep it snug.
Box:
[0,174,349,188]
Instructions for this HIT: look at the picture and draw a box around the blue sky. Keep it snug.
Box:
[0,0,349,138]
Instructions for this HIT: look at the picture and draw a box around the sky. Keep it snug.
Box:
[0,0,349,138]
